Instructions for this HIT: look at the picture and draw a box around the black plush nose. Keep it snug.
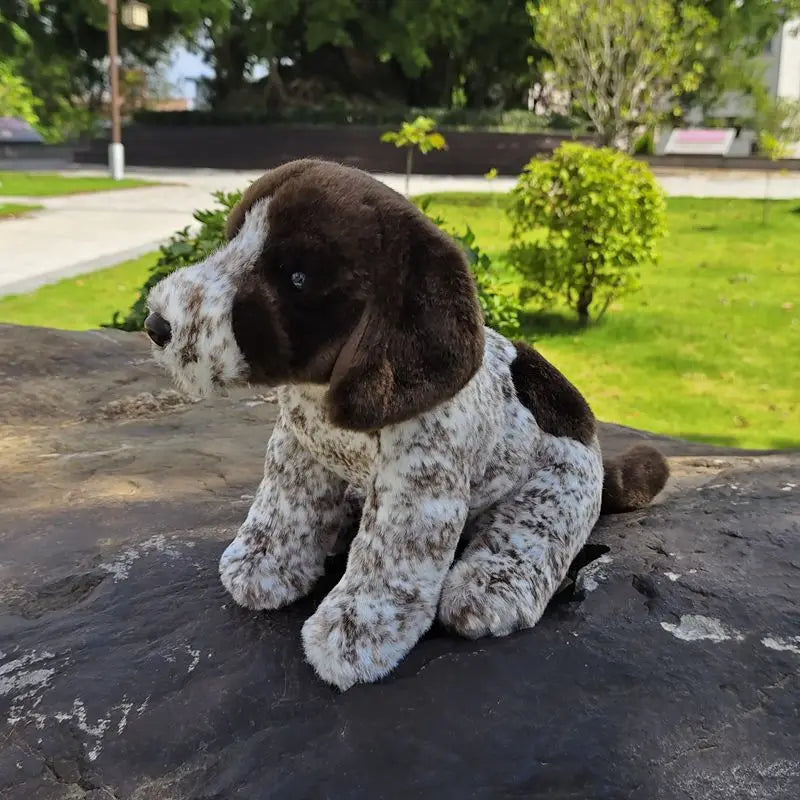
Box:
[144,312,172,348]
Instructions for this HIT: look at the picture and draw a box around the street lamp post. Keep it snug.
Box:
[106,0,123,179]
[105,0,149,180]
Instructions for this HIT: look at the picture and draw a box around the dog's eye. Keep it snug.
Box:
[290,271,306,290]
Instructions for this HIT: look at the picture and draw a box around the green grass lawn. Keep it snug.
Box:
[419,193,799,450]
[0,202,43,219]
[0,252,157,331]
[0,193,797,449]
[0,171,155,197]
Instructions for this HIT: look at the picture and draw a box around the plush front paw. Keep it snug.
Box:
[438,561,540,640]
[219,535,320,610]
[301,587,424,691]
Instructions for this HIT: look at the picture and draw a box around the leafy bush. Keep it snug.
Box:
[106,190,241,331]
[458,227,520,339]
[752,96,800,225]
[507,142,666,325]
[416,197,520,338]
[633,130,656,156]
[108,188,520,339]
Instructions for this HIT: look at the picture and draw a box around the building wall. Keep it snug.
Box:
[675,19,800,156]
[775,19,800,101]
[703,18,800,116]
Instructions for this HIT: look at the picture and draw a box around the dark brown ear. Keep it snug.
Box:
[327,200,485,431]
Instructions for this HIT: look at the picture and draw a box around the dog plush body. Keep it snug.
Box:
[145,159,668,690]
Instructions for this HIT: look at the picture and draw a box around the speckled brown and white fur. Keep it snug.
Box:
[216,331,602,689]
[147,199,271,397]
[145,159,667,691]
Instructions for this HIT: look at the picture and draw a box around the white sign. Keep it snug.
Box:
[664,128,736,156]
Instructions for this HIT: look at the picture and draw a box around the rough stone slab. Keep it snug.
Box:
[1,325,798,800]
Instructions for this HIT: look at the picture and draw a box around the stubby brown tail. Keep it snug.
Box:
[601,444,670,514]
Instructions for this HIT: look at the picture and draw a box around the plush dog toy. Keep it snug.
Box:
[145,159,668,690]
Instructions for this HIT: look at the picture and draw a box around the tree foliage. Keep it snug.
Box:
[0,0,206,140]
[532,0,717,149]
[4,0,798,133]
[1,0,539,136]
[507,143,666,326]
[680,1,800,113]
[751,93,800,224]
[188,0,540,111]
[755,97,800,161]
[0,59,40,125]
[703,0,800,59]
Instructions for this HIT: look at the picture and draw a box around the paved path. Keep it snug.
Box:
[0,170,264,297]
[2,166,800,297]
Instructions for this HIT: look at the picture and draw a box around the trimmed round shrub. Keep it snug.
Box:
[507,142,666,325]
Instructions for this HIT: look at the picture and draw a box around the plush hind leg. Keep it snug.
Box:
[439,441,603,639]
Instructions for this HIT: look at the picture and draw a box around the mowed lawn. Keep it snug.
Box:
[0,193,796,449]
[0,252,158,331]
[0,171,155,196]
[0,202,43,219]
[419,193,799,450]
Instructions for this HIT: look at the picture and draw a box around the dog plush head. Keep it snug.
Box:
[146,159,485,430]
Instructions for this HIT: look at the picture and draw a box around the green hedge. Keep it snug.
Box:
[107,189,520,339]
[133,106,583,133]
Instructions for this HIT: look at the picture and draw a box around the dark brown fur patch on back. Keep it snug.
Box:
[510,342,596,445]
[601,444,670,514]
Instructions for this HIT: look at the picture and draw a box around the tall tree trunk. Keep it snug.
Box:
[264,57,288,108]
[208,2,250,110]
[576,283,593,327]
[210,35,248,109]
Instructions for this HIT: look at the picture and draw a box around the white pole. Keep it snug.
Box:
[108,141,125,180]
[107,0,124,179]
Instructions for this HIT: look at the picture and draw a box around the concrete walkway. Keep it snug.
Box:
[2,166,800,297]
[0,170,264,297]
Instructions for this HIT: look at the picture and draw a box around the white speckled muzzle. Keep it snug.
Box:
[145,199,271,397]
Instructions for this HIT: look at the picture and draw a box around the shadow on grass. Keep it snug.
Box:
[669,432,800,452]
[672,432,759,448]
[519,309,585,338]
[415,191,511,210]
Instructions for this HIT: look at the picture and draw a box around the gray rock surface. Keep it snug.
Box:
[0,323,798,800]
